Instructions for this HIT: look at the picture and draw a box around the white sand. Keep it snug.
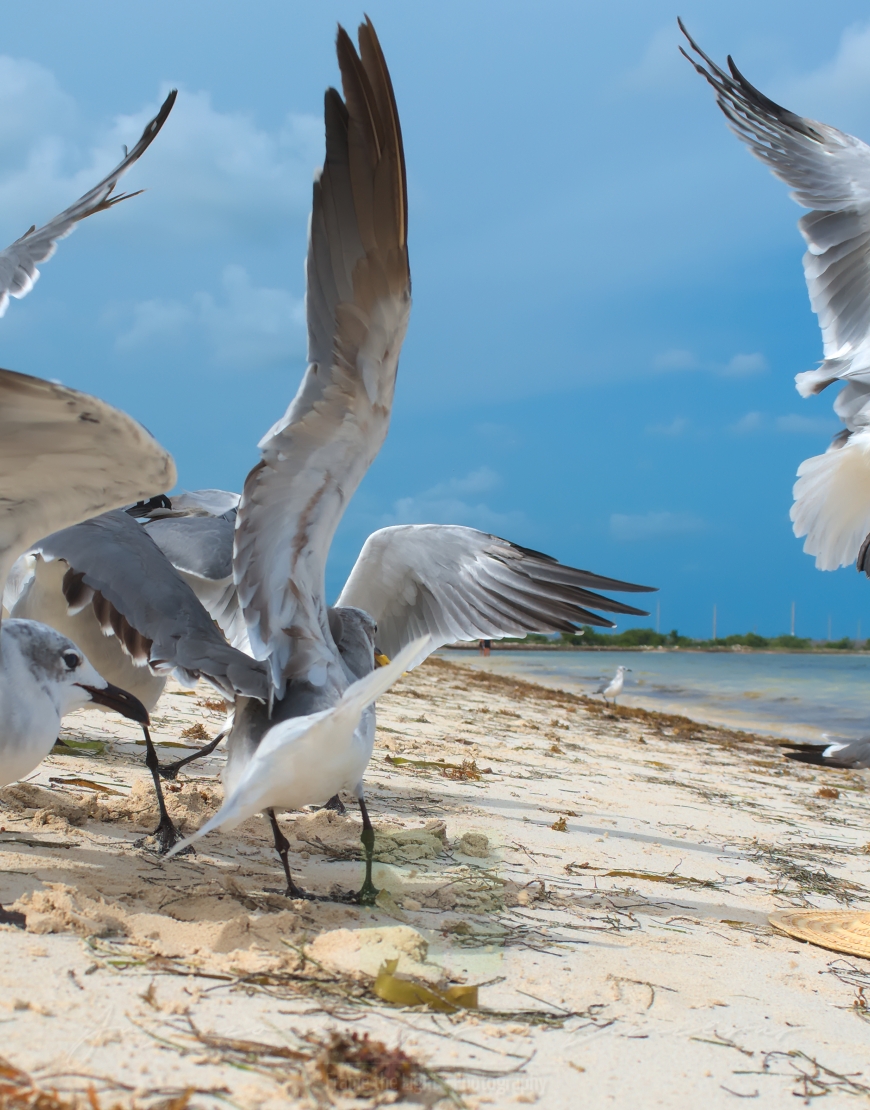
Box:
[1,656,870,1107]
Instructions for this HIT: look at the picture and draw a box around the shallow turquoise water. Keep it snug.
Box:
[443,649,870,742]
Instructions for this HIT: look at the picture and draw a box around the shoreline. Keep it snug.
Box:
[1,656,869,1108]
[442,643,870,655]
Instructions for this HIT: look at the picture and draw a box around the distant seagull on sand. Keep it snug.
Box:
[784,736,870,770]
[0,90,176,317]
[596,665,629,705]
[682,21,870,574]
[0,368,175,925]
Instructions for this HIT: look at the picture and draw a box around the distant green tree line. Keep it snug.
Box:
[554,627,860,650]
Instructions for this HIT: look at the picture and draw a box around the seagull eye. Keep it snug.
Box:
[62,652,80,670]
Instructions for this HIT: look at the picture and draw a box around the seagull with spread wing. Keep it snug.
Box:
[170,19,416,902]
[0,90,177,316]
[138,501,654,660]
[681,22,870,574]
[169,21,656,900]
[0,369,176,925]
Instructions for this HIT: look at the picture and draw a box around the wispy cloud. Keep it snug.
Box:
[651,348,768,379]
[653,348,699,372]
[775,413,838,435]
[722,352,768,377]
[114,263,305,367]
[610,511,705,542]
[730,411,765,434]
[646,416,688,436]
[382,467,524,532]
[728,411,839,436]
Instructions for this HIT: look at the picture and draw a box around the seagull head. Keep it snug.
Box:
[4,619,149,724]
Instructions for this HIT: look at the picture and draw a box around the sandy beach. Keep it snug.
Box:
[2,654,870,1108]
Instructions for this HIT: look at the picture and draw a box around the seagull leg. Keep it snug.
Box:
[356,796,378,906]
[138,724,183,853]
[268,808,308,899]
[159,728,227,780]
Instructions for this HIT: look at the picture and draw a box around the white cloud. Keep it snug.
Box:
[730,411,765,434]
[784,22,870,133]
[115,263,305,367]
[617,25,687,93]
[722,352,768,377]
[646,416,688,436]
[653,348,698,371]
[775,413,838,436]
[610,511,705,542]
[382,467,524,531]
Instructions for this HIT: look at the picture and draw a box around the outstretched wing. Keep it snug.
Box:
[233,18,410,693]
[0,90,177,317]
[681,22,870,570]
[681,22,870,397]
[336,525,655,662]
[0,368,175,597]
[31,510,269,700]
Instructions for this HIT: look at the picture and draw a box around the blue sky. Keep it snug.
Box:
[1,1,870,639]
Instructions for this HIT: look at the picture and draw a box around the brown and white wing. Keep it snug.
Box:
[336,525,656,662]
[31,510,269,700]
[0,367,175,599]
[233,19,410,692]
[0,90,176,316]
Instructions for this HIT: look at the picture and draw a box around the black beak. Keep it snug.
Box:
[79,682,150,725]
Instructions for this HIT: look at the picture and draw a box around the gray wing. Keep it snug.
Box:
[31,509,268,700]
[784,737,870,769]
[0,367,175,598]
[144,514,250,652]
[682,23,870,571]
[681,22,870,398]
[234,19,410,693]
[336,524,655,662]
[0,90,177,317]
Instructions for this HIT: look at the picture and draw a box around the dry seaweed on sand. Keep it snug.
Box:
[748,843,869,905]
[143,1015,476,1105]
[0,1053,221,1109]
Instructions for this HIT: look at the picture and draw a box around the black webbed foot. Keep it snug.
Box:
[319,793,346,815]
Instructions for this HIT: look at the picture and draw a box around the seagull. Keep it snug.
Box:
[783,736,870,770]
[596,665,629,705]
[0,89,177,317]
[9,509,271,851]
[681,22,870,574]
[169,19,415,902]
[0,367,175,925]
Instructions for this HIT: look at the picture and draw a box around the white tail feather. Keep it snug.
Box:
[790,430,870,569]
[167,635,431,857]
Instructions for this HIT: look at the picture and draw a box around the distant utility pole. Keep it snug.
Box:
[656,601,660,634]
[828,615,832,642]
[712,604,717,641]
[791,601,795,637]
